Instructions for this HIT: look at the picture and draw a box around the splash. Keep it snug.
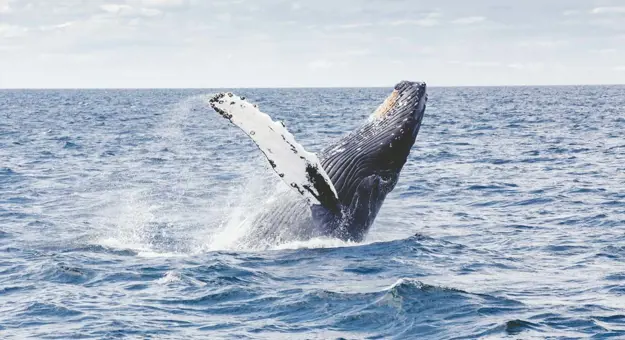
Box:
[272,237,360,250]
[88,93,358,255]
[192,171,282,252]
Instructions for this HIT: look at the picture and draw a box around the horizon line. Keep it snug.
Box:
[1,83,624,90]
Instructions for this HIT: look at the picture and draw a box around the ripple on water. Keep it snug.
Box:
[36,262,96,285]
[0,230,10,239]
[18,302,83,319]
[1,87,625,338]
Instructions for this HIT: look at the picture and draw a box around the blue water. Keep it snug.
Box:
[1,86,624,339]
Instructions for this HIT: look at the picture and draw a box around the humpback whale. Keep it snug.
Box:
[209,81,427,248]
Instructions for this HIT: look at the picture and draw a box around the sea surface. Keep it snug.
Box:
[1,86,624,339]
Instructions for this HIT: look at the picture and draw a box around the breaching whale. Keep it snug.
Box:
[209,81,427,248]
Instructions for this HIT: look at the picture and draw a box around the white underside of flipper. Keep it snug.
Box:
[208,93,341,213]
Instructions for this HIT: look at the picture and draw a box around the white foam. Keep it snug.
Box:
[156,271,181,284]
[272,237,360,250]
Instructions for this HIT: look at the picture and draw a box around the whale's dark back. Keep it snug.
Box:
[318,81,427,241]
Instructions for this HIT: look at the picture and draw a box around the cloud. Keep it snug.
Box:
[387,36,408,44]
[100,4,134,15]
[336,23,373,29]
[99,3,162,17]
[591,48,617,54]
[615,66,625,71]
[216,12,232,22]
[2,0,625,87]
[139,0,186,7]
[308,59,333,70]
[591,7,625,14]
[0,23,27,38]
[344,49,370,56]
[388,19,437,27]
[0,0,10,13]
[507,63,545,70]
[388,12,440,27]
[587,18,624,30]
[141,8,162,17]
[449,60,501,67]
[562,10,580,16]
[517,39,568,48]
[39,22,74,32]
[451,16,486,25]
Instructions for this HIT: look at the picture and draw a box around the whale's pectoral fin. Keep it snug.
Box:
[208,92,342,215]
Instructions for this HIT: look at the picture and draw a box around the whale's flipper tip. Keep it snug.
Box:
[208,92,342,214]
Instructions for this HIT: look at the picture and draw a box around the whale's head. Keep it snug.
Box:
[331,80,427,178]
[319,80,427,241]
[367,80,427,173]
[371,80,427,135]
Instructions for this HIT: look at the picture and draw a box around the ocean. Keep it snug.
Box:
[1,86,624,339]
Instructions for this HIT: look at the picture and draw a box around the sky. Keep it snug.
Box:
[0,0,624,88]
